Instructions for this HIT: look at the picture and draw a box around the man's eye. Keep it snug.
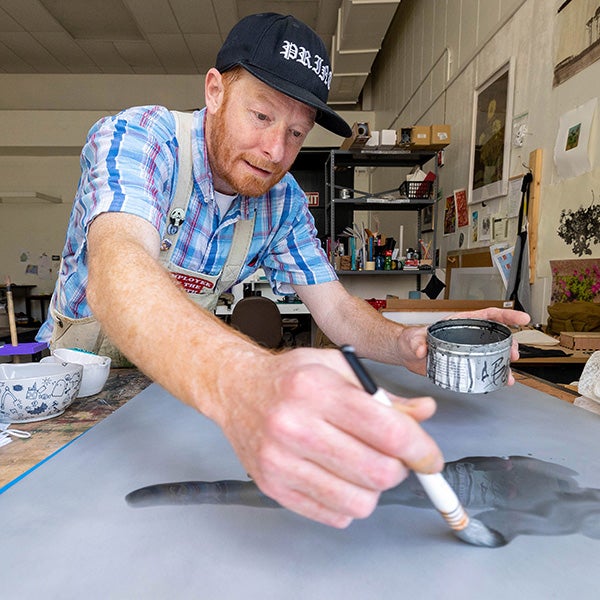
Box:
[255,112,269,122]
[291,130,303,138]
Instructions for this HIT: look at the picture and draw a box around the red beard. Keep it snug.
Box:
[207,109,287,198]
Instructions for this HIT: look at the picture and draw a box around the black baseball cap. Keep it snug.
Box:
[216,13,352,138]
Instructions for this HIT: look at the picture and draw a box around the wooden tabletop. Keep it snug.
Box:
[0,366,583,491]
[512,369,579,403]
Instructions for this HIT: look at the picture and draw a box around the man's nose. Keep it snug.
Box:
[261,125,286,163]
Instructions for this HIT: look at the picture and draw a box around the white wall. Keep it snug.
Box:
[0,74,207,293]
[368,0,600,323]
[0,158,79,295]
[0,110,108,293]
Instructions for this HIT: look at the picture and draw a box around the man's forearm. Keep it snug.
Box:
[318,293,408,364]
[296,280,410,365]
[86,214,270,425]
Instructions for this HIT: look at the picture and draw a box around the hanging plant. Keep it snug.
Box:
[557,191,600,256]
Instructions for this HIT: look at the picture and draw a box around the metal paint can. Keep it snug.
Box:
[426,318,512,394]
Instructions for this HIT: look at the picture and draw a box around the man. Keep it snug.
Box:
[38,13,530,528]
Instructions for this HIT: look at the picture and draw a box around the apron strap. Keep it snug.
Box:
[213,214,256,296]
[162,110,256,311]
[159,110,195,267]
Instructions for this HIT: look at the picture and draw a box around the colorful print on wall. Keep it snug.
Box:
[554,98,597,179]
[471,209,479,242]
[443,195,456,235]
[454,189,469,228]
[550,258,600,303]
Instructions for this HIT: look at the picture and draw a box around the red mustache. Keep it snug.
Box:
[241,153,282,176]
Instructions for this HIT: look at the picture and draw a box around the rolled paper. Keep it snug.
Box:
[5,277,18,347]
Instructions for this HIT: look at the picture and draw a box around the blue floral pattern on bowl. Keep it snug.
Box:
[0,362,83,423]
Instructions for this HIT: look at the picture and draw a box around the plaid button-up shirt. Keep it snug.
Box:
[37,105,335,342]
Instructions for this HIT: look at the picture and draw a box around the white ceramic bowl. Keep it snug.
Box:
[0,361,83,423]
[42,348,111,398]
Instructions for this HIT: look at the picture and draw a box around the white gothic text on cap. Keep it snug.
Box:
[280,41,332,90]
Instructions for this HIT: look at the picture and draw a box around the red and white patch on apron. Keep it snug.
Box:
[171,272,215,294]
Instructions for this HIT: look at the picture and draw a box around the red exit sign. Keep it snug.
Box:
[306,192,319,207]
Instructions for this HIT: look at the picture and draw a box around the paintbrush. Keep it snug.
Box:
[340,345,506,548]
[4,276,19,347]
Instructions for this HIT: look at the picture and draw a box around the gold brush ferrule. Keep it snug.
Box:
[442,505,470,530]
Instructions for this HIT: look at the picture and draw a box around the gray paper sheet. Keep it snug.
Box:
[1,362,599,599]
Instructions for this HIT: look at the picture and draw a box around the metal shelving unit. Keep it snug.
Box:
[325,148,439,288]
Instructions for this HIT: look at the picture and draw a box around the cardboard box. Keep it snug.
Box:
[559,332,600,352]
[365,130,380,147]
[340,121,371,150]
[410,125,431,146]
[379,129,397,148]
[430,124,451,148]
[398,128,412,146]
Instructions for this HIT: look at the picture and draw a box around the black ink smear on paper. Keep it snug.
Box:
[127,455,600,544]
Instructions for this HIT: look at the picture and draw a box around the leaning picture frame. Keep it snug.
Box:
[421,204,434,232]
[468,59,515,204]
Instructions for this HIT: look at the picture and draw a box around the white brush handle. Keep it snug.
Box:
[416,472,469,529]
[372,388,392,406]
[372,386,468,529]
[414,472,461,514]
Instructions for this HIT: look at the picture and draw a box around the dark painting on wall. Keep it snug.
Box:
[469,60,513,204]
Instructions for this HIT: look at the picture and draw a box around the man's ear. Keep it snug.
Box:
[205,68,225,115]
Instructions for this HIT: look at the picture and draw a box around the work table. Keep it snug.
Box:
[3,358,600,598]
[0,366,582,491]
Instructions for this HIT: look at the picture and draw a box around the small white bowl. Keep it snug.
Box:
[0,361,83,423]
[42,348,111,398]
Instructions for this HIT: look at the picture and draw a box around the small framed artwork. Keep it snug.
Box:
[492,216,509,241]
[421,204,434,232]
[471,209,479,242]
[454,188,469,228]
[479,213,491,242]
[553,98,597,179]
[469,59,515,204]
[444,195,456,235]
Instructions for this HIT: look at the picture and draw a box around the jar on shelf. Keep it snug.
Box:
[384,250,393,270]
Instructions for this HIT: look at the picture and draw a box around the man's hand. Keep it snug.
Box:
[295,282,530,384]
[217,347,443,528]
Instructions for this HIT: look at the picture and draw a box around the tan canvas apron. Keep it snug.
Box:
[50,111,255,366]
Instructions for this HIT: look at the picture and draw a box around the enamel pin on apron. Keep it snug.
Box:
[167,207,186,235]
